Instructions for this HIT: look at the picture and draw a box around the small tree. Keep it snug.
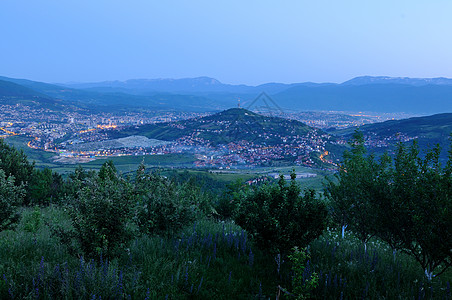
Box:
[133,164,211,236]
[0,169,25,231]
[28,168,65,206]
[288,247,319,300]
[234,172,327,255]
[53,162,135,258]
[326,130,382,248]
[380,141,452,280]
[0,139,34,187]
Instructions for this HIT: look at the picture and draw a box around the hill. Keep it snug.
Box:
[0,76,226,112]
[332,113,452,159]
[115,108,317,145]
[107,108,343,167]
[0,79,65,109]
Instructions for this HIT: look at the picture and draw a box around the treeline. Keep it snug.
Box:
[0,136,451,298]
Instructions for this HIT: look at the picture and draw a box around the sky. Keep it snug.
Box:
[1,0,452,85]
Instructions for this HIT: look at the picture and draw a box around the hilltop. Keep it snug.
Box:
[102,108,343,168]
[115,108,318,146]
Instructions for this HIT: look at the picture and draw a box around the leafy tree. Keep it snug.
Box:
[27,168,67,206]
[379,141,452,280]
[328,132,452,280]
[325,130,391,249]
[234,172,327,254]
[52,162,134,258]
[0,168,25,231]
[216,179,249,220]
[134,163,212,236]
[0,139,34,187]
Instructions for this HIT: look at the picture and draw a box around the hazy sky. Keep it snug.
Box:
[1,1,452,85]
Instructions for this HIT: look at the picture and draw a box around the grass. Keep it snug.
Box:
[0,207,281,299]
[1,206,451,299]
[309,228,452,299]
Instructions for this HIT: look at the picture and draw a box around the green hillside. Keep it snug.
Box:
[0,79,66,109]
[115,108,317,146]
[332,113,452,159]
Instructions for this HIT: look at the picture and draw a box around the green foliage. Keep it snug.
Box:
[235,172,328,254]
[27,168,66,206]
[1,206,451,299]
[327,130,452,279]
[0,138,34,187]
[133,164,212,236]
[378,141,452,279]
[289,247,319,299]
[216,179,249,220]
[0,169,25,232]
[22,207,42,233]
[326,130,391,245]
[53,161,135,258]
[309,227,452,299]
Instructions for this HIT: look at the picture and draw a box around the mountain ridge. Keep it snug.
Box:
[2,75,452,114]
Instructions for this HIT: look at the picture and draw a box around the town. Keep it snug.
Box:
[0,103,414,168]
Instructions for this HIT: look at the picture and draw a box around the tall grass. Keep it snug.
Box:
[0,207,450,299]
[309,228,452,299]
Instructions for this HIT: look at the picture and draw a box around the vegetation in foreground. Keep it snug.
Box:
[0,135,451,299]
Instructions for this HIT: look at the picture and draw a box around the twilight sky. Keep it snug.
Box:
[1,0,452,85]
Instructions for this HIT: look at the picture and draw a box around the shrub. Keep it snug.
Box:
[0,169,25,232]
[234,172,328,254]
[52,161,135,258]
[133,165,212,236]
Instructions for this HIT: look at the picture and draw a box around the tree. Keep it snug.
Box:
[379,141,452,280]
[0,168,25,231]
[216,179,249,220]
[327,132,452,280]
[325,130,388,249]
[133,163,211,236]
[234,172,328,254]
[53,162,134,258]
[0,139,34,187]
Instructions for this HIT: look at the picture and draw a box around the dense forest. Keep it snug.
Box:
[0,134,451,299]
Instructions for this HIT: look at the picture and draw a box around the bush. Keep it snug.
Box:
[0,169,25,232]
[52,161,135,258]
[133,165,212,236]
[234,172,328,254]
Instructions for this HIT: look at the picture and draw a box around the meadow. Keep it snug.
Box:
[0,206,450,299]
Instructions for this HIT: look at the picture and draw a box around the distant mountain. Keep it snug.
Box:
[0,79,64,109]
[0,79,46,98]
[273,84,452,114]
[114,108,320,146]
[63,76,452,114]
[0,76,226,112]
[61,77,306,95]
[342,76,452,86]
[3,75,452,114]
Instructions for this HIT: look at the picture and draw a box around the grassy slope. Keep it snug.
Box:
[1,206,450,299]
